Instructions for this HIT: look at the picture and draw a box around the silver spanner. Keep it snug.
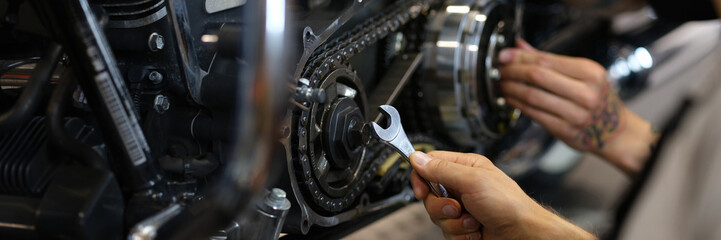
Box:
[369,105,449,198]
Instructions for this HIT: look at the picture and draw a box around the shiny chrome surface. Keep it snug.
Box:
[371,105,449,198]
[104,0,168,29]
[226,0,289,207]
[205,0,246,14]
[424,0,517,147]
[167,0,206,104]
[127,204,183,240]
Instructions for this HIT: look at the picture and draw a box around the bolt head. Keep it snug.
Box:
[489,68,500,80]
[269,188,286,201]
[148,71,163,84]
[497,35,506,45]
[265,188,289,209]
[325,98,363,169]
[496,97,506,106]
[148,33,164,52]
[154,95,170,113]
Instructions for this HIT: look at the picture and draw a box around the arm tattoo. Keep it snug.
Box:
[578,86,625,149]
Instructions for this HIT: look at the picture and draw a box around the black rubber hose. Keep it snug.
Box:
[0,57,41,75]
[0,57,42,109]
[0,44,62,134]
[46,69,107,169]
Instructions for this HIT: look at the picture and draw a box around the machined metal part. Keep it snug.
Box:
[162,0,291,238]
[295,85,327,103]
[285,0,435,234]
[148,70,163,84]
[167,0,207,104]
[33,0,160,191]
[153,94,170,113]
[128,204,183,240]
[210,222,240,240]
[148,33,165,52]
[423,0,519,147]
[485,22,509,109]
[336,83,358,99]
[370,105,449,197]
[103,0,169,29]
[239,188,291,239]
[293,0,428,78]
[301,67,370,203]
[205,0,246,14]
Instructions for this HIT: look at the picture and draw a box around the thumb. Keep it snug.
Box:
[410,152,475,192]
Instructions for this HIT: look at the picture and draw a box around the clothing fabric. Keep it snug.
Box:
[618,42,721,239]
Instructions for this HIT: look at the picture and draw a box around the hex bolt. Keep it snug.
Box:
[497,35,506,45]
[488,68,500,80]
[154,95,170,113]
[265,188,287,208]
[496,97,506,106]
[148,33,165,52]
[391,32,405,54]
[347,118,364,148]
[148,71,163,84]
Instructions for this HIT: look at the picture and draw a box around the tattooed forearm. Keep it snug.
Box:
[578,86,625,149]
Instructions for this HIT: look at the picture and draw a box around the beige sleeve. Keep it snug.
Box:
[619,66,721,239]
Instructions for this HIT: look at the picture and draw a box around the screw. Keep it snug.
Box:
[496,97,506,106]
[148,71,163,84]
[488,68,500,80]
[148,33,165,52]
[154,95,170,113]
[266,188,288,209]
[497,35,506,45]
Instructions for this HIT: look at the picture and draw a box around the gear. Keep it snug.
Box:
[403,0,522,151]
[291,0,433,214]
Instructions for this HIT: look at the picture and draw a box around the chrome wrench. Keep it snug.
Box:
[368,105,449,198]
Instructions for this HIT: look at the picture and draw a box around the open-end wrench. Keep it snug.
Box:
[368,105,449,198]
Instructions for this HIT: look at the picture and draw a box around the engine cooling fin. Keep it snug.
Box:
[0,116,101,196]
[0,116,54,196]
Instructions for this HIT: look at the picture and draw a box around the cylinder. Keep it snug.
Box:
[240,188,292,239]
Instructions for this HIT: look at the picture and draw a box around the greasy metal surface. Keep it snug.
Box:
[286,0,434,233]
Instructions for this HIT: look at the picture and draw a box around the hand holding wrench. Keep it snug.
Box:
[368,105,449,198]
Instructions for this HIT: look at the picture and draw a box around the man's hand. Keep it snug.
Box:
[498,39,658,176]
[410,151,596,240]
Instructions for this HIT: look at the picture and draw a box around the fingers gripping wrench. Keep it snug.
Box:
[369,105,449,198]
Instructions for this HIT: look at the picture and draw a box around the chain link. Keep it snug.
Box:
[293,0,433,213]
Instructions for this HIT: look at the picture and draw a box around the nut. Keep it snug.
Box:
[148,33,165,52]
[154,95,170,113]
